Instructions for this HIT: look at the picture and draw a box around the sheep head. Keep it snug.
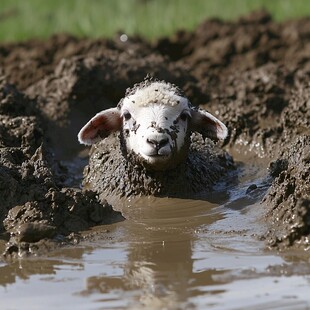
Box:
[78,79,228,171]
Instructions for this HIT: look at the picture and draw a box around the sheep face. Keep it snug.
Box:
[120,84,192,170]
[78,80,228,171]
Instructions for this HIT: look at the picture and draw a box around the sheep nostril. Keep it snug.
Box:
[158,137,169,148]
[147,137,169,150]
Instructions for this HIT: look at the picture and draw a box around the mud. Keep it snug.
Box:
[0,10,309,256]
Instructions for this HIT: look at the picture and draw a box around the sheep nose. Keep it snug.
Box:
[147,137,169,150]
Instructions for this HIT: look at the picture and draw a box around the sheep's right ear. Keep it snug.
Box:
[78,108,122,145]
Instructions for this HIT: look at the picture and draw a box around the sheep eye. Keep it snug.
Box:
[123,111,131,121]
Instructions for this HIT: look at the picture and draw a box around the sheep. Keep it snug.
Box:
[78,77,233,198]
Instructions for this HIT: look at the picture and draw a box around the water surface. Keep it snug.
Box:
[1,160,310,310]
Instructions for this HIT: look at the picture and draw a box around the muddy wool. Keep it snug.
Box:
[82,133,234,199]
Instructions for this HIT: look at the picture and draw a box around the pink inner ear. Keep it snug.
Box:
[78,108,122,145]
[82,116,110,141]
[208,118,228,140]
[191,109,228,141]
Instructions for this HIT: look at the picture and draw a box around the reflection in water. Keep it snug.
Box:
[0,247,85,287]
[78,197,227,309]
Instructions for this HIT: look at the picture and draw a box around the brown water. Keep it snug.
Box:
[1,161,310,310]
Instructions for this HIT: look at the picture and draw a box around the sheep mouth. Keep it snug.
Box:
[142,153,171,163]
[141,145,172,162]
[143,150,171,158]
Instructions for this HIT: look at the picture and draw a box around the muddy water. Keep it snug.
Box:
[1,157,310,310]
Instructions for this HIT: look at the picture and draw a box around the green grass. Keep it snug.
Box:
[0,0,310,42]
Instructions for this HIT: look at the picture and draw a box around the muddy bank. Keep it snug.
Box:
[0,76,123,258]
[0,10,309,255]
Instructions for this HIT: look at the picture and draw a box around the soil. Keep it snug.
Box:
[0,9,309,257]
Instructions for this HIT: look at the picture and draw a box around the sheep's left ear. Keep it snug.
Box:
[78,108,122,145]
[190,109,228,141]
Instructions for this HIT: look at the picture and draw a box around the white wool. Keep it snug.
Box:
[126,82,184,107]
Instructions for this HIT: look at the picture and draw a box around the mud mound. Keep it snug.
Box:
[0,10,309,253]
[263,83,310,249]
[0,76,122,258]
